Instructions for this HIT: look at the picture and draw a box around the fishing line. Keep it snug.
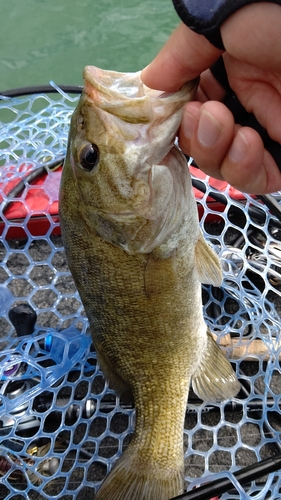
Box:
[49,81,81,102]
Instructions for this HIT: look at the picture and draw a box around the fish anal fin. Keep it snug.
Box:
[194,233,222,286]
[192,330,240,403]
[95,448,183,500]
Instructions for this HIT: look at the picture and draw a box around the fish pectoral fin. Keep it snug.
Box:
[191,330,240,403]
[194,233,222,286]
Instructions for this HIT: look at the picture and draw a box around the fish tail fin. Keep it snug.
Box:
[95,448,183,500]
[192,330,240,402]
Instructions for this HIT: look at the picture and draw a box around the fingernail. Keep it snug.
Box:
[183,112,196,139]
[229,130,249,163]
[197,110,222,147]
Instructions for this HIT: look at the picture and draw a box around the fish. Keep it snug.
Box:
[59,65,240,500]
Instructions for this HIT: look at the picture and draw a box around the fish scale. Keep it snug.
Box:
[59,65,240,499]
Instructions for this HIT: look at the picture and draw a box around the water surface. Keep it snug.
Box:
[0,0,178,90]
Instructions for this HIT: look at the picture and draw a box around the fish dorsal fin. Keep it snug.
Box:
[191,330,240,403]
[194,233,222,286]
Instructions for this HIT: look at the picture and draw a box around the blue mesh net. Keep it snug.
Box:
[0,90,281,499]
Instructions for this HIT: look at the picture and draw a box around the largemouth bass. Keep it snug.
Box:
[59,65,240,500]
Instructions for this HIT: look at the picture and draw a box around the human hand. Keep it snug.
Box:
[141,3,281,194]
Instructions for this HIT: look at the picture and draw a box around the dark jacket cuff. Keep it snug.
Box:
[172,0,281,49]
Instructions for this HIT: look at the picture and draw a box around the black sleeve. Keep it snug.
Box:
[172,0,281,48]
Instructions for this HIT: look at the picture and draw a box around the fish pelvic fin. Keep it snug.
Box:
[191,330,240,402]
[95,448,184,500]
[194,233,222,286]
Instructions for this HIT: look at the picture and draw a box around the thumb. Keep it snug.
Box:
[141,23,222,91]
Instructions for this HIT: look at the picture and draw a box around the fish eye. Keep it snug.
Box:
[78,143,99,172]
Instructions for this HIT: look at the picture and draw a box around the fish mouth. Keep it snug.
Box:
[83,65,178,101]
[82,66,198,168]
[82,66,198,125]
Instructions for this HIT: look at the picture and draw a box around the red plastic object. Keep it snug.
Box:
[0,164,62,239]
[0,164,245,240]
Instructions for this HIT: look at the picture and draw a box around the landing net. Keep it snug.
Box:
[0,90,281,499]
